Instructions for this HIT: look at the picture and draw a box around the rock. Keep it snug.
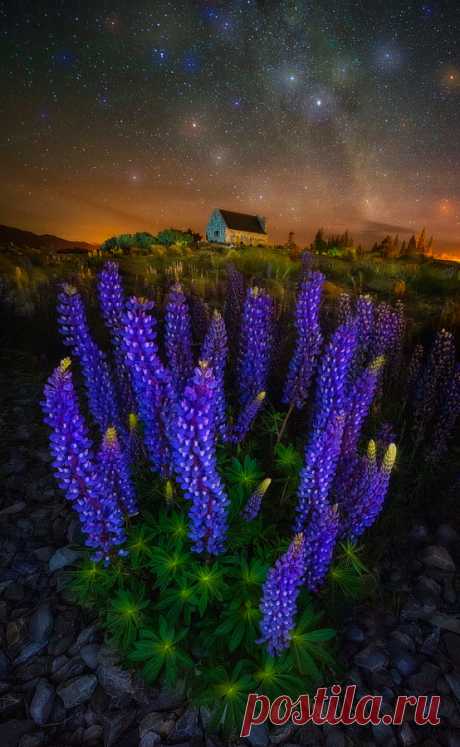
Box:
[295,723,323,745]
[269,723,297,744]
[80,644,100,670]
[83,724,103,743]
[421,627,440,655]
[429,613,460,634]
[446,673,460,702]
[323,726,346,747]
[354,644,388,672]
[407,662,441,694]
[29,603,54,643]
[0,720,34,747]
[30,679,55,725]
[97,662,135,697]
[389,650,418,678]
[48,634,73,656]
[49,546,81,572]
[15,657,49,682]
[139,733,161,747]
[414,575,442,601]
[246,722,269,747]
[103,708,137,747]
[53,655,86,683]
[440,696,460,729]
[18,734,46,747]
[397,722,417,746]
[409,524,430,544]
[0,651,10,677]
[344,623,365,643]
[371,721,396,745]
[444,632,460,668]
[0,692,23,718]
[0,501,26,517]
[389,630,416,652]
[420,545,456,572]
[173,706,202,740]
[436,524,459,546]
[57,674,98,708]
[400,596,436,622]
[69,624,98,654]
[13,641,48,668]
[148,688,184,711]
[445,730,460,747]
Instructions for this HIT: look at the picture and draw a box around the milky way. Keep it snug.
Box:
[1,1,459,250]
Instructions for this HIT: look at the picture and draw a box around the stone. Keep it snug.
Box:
[354,644,388,672]
[436,524,459,545]
[0,501,26,517]
[103,708,137,747]
[15,657,49,682]
[440,697,460,729]
[400,596,436,622]
[57,674,98,709]
[420,545,456,572]
[53,655,86,683]
[29,603,54,643]
[389,630,416,652]
[407,662,441,695]
[445,730,460,747]
[371,721,396,745]
[295,723,323,746]
[0,692,23,718]
[97,662,135,697]
[430,613,460,634]
[390,650,418,678]
[18,734,46,747]
[397,722,417,746]
[48,634,73,656]
[48,546,81,572]
[0,651,10,677]
[30,679,55,725]
[421,627,440,655]
[13,641,48,668]
[69,624,98,654]
[323,726,346,747]
[173,706,202,740]
[246,722,269,747]
[409,524,430,544]
[269,723,297,744]
[83,724,103,743]
[80,644,100,670]
[344,623,365,643]
[0,720,34,747]
[446,673,460,702]
[444,632,460,668]
[139,733,161,747]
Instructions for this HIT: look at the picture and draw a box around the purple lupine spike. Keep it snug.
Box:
[428,364,460,463]
[127,412,145,463]
[369,302,401,358]
[354,295,375,367]
[224,263,245,344]
[97,261,125,332]
[412,329,456,443]
[201,310,229,440]
[57,284,121,434]
[242,478,271,522]
[294,411,345,532]
[42,359,126,563]
[238,286,275,406]
[122,297,173,477]
[299,250,314,279]
[170,361,230,555]
[231,391,266,444]
[99,426,138,517]
[165,283,194,395]
[303,502,340,591]
[405,344,424,402]
[189,294,211,345]
[258,533,306,656]
[341,356,384,456]
[97,262,135,414]
[283,272,324,410]
[342,441,397,542]
[337,293,353,325]
[312,322,358,433]
[376,421,397,458]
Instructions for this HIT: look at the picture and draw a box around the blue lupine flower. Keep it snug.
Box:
[57,284,121,434]
[283,271,324,409]
[201,310,229,440]
[242,478,271,522]
[259,533,306,656]
[170,361,230,555]
[99,426,138,517]
[42,359,126,563]
[122,297,173,477]
[231,391,266,444]
[303,502,340,591]
[238,287,274,406]
[165,283,194,395]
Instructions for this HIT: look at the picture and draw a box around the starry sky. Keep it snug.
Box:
[1,0,460,252]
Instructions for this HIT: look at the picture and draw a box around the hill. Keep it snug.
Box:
[0,224,98,253]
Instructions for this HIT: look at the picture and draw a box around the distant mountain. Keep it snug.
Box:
[0,224,98,253]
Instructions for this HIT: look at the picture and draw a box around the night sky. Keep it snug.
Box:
[1,1,460,252]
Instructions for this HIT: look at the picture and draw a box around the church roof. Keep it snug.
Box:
[218,209,266,234]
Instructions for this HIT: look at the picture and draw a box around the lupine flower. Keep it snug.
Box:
[99,426,138,517]
[238,287,274,406]
[97,262,135,412]
[122,297,173,477]
[412,329,456,445]
[42,359,126,563]
[57,284,121,434]
[341,356,384,455]
[405,343,424,403]
[201,310,229,440]
[376,421,396,458]
[369,302,401,358]
[126,412,145,463]
[258,533,306,656]
[165,283,194,395]
[283,272,324,409]
[170,361,230,555]
[300,250,314,279]
[342,441,397,542]
[428,364,460,463]
[242,478,272,522]
[312,322,358,433]
[231,391,266,444]
[224,263,245,345]
[337,293,353,325]
[353,295,374,368]
[303,503,340,592]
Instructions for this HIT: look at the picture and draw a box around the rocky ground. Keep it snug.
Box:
[0,363,459,747]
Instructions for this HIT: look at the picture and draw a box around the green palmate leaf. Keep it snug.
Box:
[198,661,256,734]
[155,583,198,626]
[126,525,155,568]
[193,563,225,615]
[224,455,263,491]
[254,654,305,699]
[274,442,303,474]
[259,409,285,438]
[69,557,115,606]
[337,539,370,575]
[287,602,337,683]
[106,589,149,650]
[156,510,189,546]
[149,546,190,590]
[129,618,193,686]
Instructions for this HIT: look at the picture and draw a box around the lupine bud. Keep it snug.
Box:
[340,356,384,455]
[189,294,211,344]
[201,311,229,440]
[312,322,358,433]
[224,263,245,345]
[99,427,138,517]
[231,391,266,444]
[165,480,174,504]
[242,478,271,522]
[412,329,456,445]
[283,272,324,409]
[238,287,274,406]
[170,361,230,555]
[165,283,194,395]
[122,297,173,477]
[57,284,121,434]
[428,364,460,463]
[42,359,126,563]
[303,503,340,591]
[259,533,306,656]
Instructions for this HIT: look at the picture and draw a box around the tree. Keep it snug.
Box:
[312,229,327,254]
[416,228,427,255]
[405,235,418,258]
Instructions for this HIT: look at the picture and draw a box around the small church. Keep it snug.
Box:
[206,209,268,246]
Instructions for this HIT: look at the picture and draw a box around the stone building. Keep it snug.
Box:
[205,209,268,245]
